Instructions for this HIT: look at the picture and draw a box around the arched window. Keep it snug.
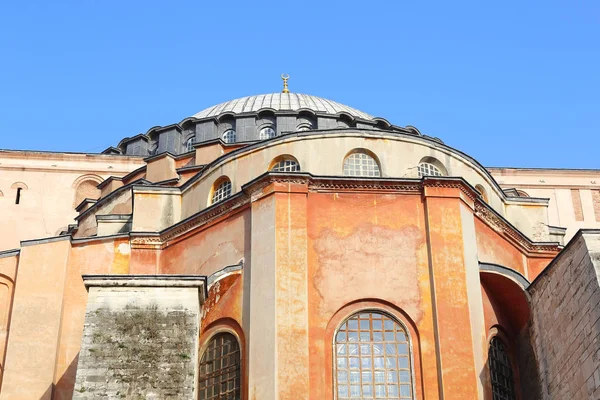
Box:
[343,150,381,177]
[259,126,276,140]
[297,125,311,132]
[417,157,446,178]
[417,163,443,178]
[211,178,232,204]
[185,137,195,152]
[488,337,516,400]
[475,184,488,203]
[198,332,241,400]
[335,311,414,399]
[222,129,236,144]
[73,179,101,208]
[270,156,300,172]
[11,182,27,205]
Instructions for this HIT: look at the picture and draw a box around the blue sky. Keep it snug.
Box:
[0,1,598,168]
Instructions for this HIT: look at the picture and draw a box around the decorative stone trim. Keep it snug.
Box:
[474,202,559,255]
[124,173,561,257]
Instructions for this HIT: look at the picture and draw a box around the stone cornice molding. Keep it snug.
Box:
[124,174,561,257]
[473,201,559,255]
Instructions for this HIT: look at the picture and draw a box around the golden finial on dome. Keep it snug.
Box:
[281,73,290,93]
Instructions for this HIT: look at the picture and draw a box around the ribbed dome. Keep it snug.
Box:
[192,93,375,120]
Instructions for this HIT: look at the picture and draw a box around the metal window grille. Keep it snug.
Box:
[335,312,413,399]
[417,163,442,178]
[186,138,195,152]
[488,337,516,400]
[198,333,241,400]
[343,152,381,177]
[222,130,236,144]
[271,159,300,172]
[259,127,276,140]
[212,180,232,204]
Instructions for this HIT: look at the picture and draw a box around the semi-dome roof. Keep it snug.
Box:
[192,93,375,120]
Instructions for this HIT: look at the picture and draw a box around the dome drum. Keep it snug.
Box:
[105,93,411,156]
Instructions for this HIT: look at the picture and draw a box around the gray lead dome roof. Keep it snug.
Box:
[192,93,375,120]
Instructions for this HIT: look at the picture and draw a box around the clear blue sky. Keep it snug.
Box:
[0,1,598,168]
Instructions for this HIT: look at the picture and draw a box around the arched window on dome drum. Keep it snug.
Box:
[343,151,381,177]
[185,137,195,152]
[211,178,232,205]
[488,337,516,400]
[259,126,276,140]
[222,129,236,144]
[271,157,300,173]
[335,311,414,399]
[198,332,241,400]
[417,162,443,178]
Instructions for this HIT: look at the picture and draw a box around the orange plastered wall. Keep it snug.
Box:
[159,208,251,276]
[306,192,435,399]
[475,218,526,275]
[53,239,131,399]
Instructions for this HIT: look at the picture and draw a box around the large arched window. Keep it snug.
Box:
[335,311,413,399]
[488,337,516,400]
[270,156,300,172]
[198,332,241,400]
[211,177,232,205]
[343,150,381,177]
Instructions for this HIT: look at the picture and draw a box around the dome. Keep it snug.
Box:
[192,93,375,120]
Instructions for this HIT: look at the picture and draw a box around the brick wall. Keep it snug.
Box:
[527,232,600,399]
[571,189,584,221]
[592,190,600,221]
[73,278,203,399]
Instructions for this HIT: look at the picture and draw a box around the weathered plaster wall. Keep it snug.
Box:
[1,239,71,399]
[528,232,600,399]
[0,151,143,250]
[160,208,250,276]
[306,191,436,399]
[490,168,600,242]
[475,218,527,277]
[76,189,133,238]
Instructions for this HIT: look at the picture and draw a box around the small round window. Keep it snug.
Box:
[259,127,276,140]
[222,129,236,144]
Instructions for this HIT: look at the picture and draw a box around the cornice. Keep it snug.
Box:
[124,174,560,257]
[473,201,559,255]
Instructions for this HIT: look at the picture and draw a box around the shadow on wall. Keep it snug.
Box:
[51,353,79,400]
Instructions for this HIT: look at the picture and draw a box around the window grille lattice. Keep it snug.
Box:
[259,127,276,140]
[335,312,413,399]
[489,337,516,400]
[212,180,232,204]
[222,130,236,144]
[271,159,300,172]
[417,163,442,178]
[343,152,381,177]
[198,333,241,400]
[186,138,195,152]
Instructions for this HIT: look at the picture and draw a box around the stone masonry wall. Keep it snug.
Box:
[528,232,600,399]
[73,281,201,399]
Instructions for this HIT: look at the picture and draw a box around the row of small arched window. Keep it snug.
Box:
[185,126,288,151]
[209,150,446,205]
[198,310,517,399]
